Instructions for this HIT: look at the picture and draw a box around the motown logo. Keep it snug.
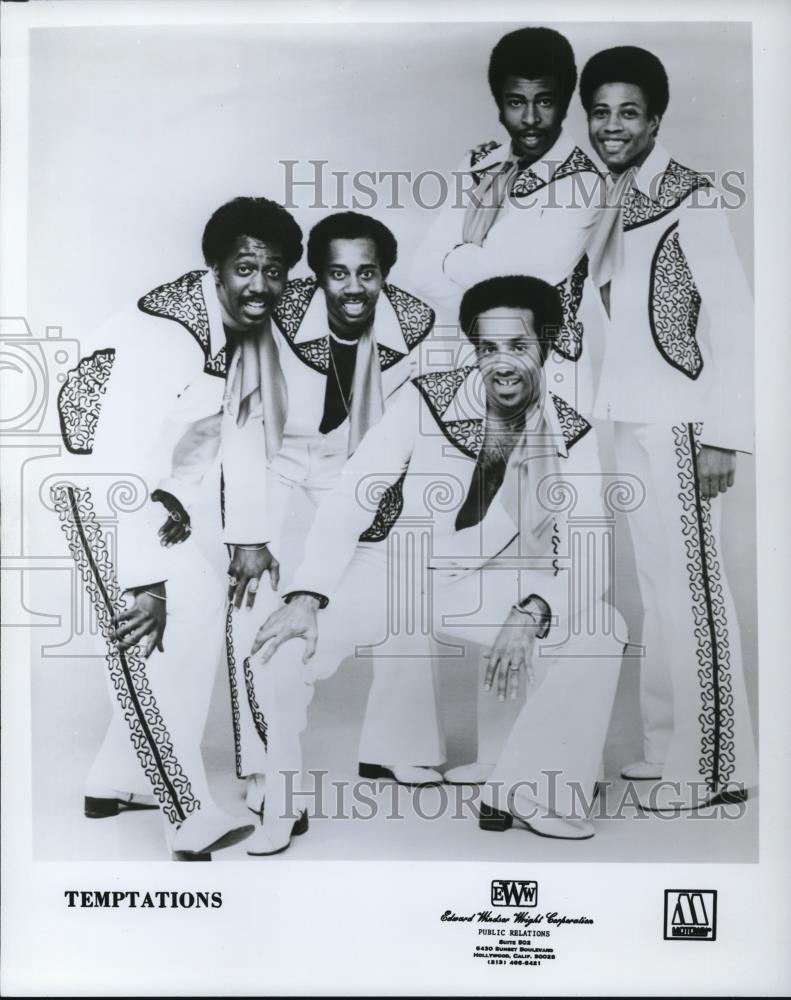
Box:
[664,890,717,941]
[491,880,538,908]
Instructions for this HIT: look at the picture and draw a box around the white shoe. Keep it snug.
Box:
[444,762,494,785]
[170,807,255,860]
[480,800,594,840]
[244,773,266,817]
[620,759,663,780]
[358,762,442,786]
[246,810,309,857]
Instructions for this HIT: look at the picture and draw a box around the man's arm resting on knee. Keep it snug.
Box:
[251,593,322,664]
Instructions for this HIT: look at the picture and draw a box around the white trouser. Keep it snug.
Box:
[52,484,226,828]
[612,421,757,791]
[250,544,625,822]
[228,474,445,778]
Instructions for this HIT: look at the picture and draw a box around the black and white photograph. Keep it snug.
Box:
[1,0,789,995]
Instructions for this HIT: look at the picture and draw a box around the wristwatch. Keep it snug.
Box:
[282,590,329,610]
[513,594,551,638]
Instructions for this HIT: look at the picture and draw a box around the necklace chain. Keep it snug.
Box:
[328,340,352,416]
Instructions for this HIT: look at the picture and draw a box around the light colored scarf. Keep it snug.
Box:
[587,167,637,315]
[346,327,384,455]
[492,379,565,551]
[223,316,288,461]
[462,157,526,247]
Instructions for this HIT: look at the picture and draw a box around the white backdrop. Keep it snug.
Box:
[22,18,756,855]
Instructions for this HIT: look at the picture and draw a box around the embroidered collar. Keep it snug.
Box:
[469,131,599,189]
[273,276,433,374]
[602,143,713,231]
[137,269,228,377]
[414,366,591,459]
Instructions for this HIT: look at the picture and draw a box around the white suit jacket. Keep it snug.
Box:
[591,143,754,452]
[290,366,607,632]
[409,131,604,368]
[57,270,228,589]
[218,276,435,545]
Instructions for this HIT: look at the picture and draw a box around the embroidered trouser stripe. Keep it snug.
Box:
[243,655,269,749]
[225,602,244,778]
[687,424,721,789]
[52,484,199,824]
[673,424,736,790]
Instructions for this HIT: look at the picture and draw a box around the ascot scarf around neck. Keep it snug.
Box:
[487,376,561,549]
[223,315,288,462]
[587,166,638,316]
[345,325,385,456]
[462,156,528,247]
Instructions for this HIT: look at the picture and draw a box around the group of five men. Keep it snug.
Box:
[54,27,756,859]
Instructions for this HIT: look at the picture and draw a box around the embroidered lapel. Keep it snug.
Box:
[553,254,589,362]
[510,146,599,200]
[381,284,434,364]
[414,366,483,459]
[623,158,712,231]
[554,146,600,181]
[273,278,434,375]
[272,277,327,372]
[470,143,600,201]
[137,269,227,378]
[549,392,592,449]
[469,139,503,184]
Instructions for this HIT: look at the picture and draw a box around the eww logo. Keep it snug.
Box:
[491,880,537,908]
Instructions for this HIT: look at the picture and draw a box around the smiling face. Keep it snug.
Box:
[212,235,287,332]
[473,308,545,418]
[587,81,659,174]
[499,76,564,164]
[319,237,384,340]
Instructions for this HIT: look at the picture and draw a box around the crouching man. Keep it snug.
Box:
[244,276,626,854]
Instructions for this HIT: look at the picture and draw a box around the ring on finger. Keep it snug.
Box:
[248,578,260,593]
[228,575,238,587]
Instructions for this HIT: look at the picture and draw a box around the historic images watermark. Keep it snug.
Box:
[279,159,749,213]
[274,769,749,823]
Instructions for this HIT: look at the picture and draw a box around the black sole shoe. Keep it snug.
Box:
[708,788,749,806]
[478,802,514,832]
[477,802,595,841]
[84,796,159,819]
[172,822,255,862]
[640,787,751,814]
[247,810,310,857]
[358,762,441,787]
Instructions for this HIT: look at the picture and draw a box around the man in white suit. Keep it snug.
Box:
[53,196,303,858]
[580,46,757,810]
[410,26,605,417]
[244,276,626,854]
[218,212,444,813]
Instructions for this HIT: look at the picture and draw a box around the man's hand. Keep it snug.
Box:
[483,606,543,701]
[227,544,280,610]
[697,445,737,499]
[443,241,485,287]
[113,582,166,658]
[152,489,191,546]
[251,594,320,665]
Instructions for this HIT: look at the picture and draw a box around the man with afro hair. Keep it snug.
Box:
[411,25,605,427]
[581,46,757,811]
[217,211,445,818]
[52,196,304,859]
